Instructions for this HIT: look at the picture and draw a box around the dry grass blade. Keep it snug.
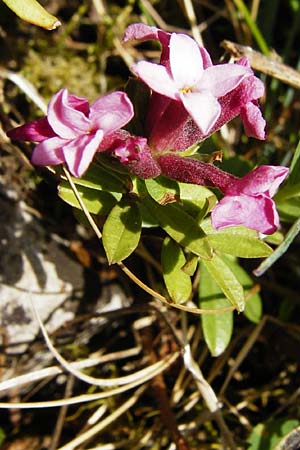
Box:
[182,0,203,45]
[0,348,140,394]
[0,352,179,408]
[0,68,47,113]
[29,294,178,388]
[219,317,266,396]
[56,385,147,450]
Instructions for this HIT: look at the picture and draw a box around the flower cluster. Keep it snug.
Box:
[7,23,288,234]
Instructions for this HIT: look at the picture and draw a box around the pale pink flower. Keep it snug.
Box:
[7,89,134,177]
[211,165,289,234]
[124,23,266,151]
[132,32,251,134]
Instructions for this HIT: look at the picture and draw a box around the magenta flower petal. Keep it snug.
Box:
[67,94,90,116]
[31,137,65,166]
[89,91,134,133]
[47,89,91,139]
[133,61,178,99]
[7,117,56,142]
[200,64,251,97]
[123,23,162,43]
[211,194,279,234]
[181,91,221,134]
[240,102,266,140]
[62,129,104,177]
[232,165,289,197]
[169,33,203,86]
[8,88,135,177]
[157,153,287,234]
[209,164,288,234]
[123,23,171,66]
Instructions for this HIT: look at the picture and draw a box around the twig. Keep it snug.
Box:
[222,40,300,89]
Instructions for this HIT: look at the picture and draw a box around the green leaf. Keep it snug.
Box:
[277,196,300,222]
[181,254,199,276]
[69,163,131,193]
[145,176,180,205]
[0,428,5,446]
[274,425,300,450]
[144,199,212,259]
[222,256,262,323]
[244,290,262,324]
[102,201,142,264]
[201,254,245,312]
[254,217,300,277]
[287,135,300,184]
[58,182,120,215]
[3,0,61,29]
[178,182,216,219]
[275,183,300,201]
[162,237,192,304]
[199,262,233,356]
[201,220,273,258]
[247,419,300,450]
[263,230,284,246]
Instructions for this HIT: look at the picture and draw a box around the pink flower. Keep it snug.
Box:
[124,24,266,152]
[132,32,251,135]
[157,154,288,234]
[211,165,289,234]
[7,89,134,177]
[99,130,161,179]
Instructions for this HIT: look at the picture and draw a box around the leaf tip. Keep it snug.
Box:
[48,19,61,30]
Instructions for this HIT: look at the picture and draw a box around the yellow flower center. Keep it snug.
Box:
[181,86,193,94]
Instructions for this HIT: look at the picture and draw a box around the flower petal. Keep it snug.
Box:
[233,165,289,197]
[123,23,171,65]
[211,193,279,234]
[7,117,56,142]
[200,47,213,68]
[62,129,104,177]
[47,89,91,139]
[31,137,65,166]
[133,61,178,100]
[240,102,266,139]
[169,33,203,87]
[90,92,134,133]
[123,23,161,43]
[200,64,251,97]
[180,91,221,134]
[67,94,90,116]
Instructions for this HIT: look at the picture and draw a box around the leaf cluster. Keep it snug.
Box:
[59,160,275,355]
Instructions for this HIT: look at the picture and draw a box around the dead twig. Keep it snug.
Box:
[222,40,300,88]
